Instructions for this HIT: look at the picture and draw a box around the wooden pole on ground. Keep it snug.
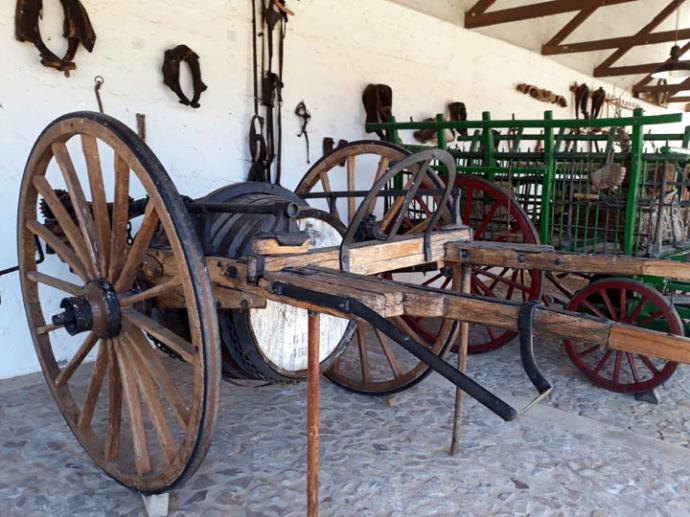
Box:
[307,311,320,517]
[450,264,472,456]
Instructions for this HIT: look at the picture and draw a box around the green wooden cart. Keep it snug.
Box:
[365,109,690,394]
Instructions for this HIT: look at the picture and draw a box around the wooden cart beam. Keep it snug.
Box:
[544,28,690,55]
[445,241,690,282]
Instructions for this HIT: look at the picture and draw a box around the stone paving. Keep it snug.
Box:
[1,335,689,516]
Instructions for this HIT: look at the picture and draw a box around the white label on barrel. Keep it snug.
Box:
[249,217,349,373]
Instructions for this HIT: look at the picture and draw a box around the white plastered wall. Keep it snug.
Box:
[0,0,684,379]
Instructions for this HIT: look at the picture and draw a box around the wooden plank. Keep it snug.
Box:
[258,228,472,276]
[465,0,634,29]
[445,240,690,282]
[252,238,309,256]
[544,28,690,55]
[595,61,690,77]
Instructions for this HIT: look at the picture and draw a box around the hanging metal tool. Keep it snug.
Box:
[295,100,311,164]
[94,75,105,114]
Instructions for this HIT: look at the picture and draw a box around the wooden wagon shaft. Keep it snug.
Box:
[446,241,690,282]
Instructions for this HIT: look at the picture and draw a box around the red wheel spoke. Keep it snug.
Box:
[422,273,443,287]
[505,270,519,299]
[637,311,663,327]
[626,353,642,383]
[582,300,608,319]
[619,288,627,322]
[577,344,599,358]
[441,276,452,290]
[462,188,474,224]
[592,350,612,374]
[599,289,618,320]
[474,203,500,239]
[472,276,496,297]
[475,268,531,294]
[639,355,660,375]
[628,296,648,322]
[486,326,497,341]
[612,352,623,383]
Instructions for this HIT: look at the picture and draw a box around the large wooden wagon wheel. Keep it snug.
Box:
[17,112,220,493]
[296,142,458,395]
[454,175,542,353]
[564,278,680,393]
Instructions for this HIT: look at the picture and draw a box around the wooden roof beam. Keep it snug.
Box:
[595,60,690,77]
[632,40,690,92]
[594,0,686,75]
[542,7,600,50]
[633,76,690,95]
[544,28,690,55]
[465,0,636,29]
[667,96,690,102]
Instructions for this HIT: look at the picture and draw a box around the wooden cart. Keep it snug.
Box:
[15,113,690,513]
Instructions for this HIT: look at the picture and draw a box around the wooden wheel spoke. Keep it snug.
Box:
[422,273,444,287]
[52,142,104,275]
[122,336,177,464]
[639,354,660,375]
[105,341,122,461]
[55,333,99,387]
[26,220,87,280]
[404,218,430,236]
[379,175,415,230]
[27,271,81,295]
[619,288,628,321]
[474,203,500,239]
[367,156,391,213]
[599,289,618,320]
[612,352,623,383]
[114,337,152,475]
[626,352,642,383]
[119,277,181,308]
[582,299,608,320]
[32,177,96,278]
[123,323,190,430]
[318,173,342,222]
[462,188,474,224]
[346,155,356,223]
[628,296,648,322]
[637,311,663,327]
[394,316,430,347]
[122,309,196,365]
[356,323,371,383]
[81,135,112,271]
[114,203,159,293]
[108,155,131,282]
[79,340,110,429]
[592,350,613,374]
[374,329,402,378]
[576,344,600,358]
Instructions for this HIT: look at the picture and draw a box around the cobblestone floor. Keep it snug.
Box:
[1,335,689,516]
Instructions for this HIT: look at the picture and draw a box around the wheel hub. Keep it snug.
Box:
[52,279,121,338]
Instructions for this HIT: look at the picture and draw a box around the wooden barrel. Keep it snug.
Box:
[200,182,354,382]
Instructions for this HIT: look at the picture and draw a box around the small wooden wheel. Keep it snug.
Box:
[296,142,458,395]
[564,278,680,393]
[17,112,220,493]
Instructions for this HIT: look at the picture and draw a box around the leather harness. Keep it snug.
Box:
[162,44,207,109]
[15,0,96,77]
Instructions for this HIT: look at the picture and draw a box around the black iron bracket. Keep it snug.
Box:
[269,280,519,422]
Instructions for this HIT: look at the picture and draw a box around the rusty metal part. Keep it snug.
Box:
[15,0,96,76]
[136,113,146,141]
[307,310,320,517]
[93,76,104,113]
[162,45,207,108]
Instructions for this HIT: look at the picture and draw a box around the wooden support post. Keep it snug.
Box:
[450,265,472,456]
[307,311,320,517]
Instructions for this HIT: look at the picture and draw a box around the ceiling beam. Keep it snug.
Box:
[667,96,690,101]
[543,28,690,55]
[633,40,690,92]
[541,6,599,50]
[464,0,636,29]
[594,0,686,75]
[633,76,690,95]
[466,0,495,18]
[594,61,690,77]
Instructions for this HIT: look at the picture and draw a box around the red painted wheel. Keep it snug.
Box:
[453,176,542,354]
[564,278,680,393]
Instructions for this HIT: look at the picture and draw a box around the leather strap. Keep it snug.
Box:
[162,45,208,109]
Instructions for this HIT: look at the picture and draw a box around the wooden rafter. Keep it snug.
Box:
[596,60,690,77]
[633,76,690,95]
[544,28,690,55]
[667,95,690,102]
[633,40,690,93]
[594,0,685,76]
[464,0,637,29]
